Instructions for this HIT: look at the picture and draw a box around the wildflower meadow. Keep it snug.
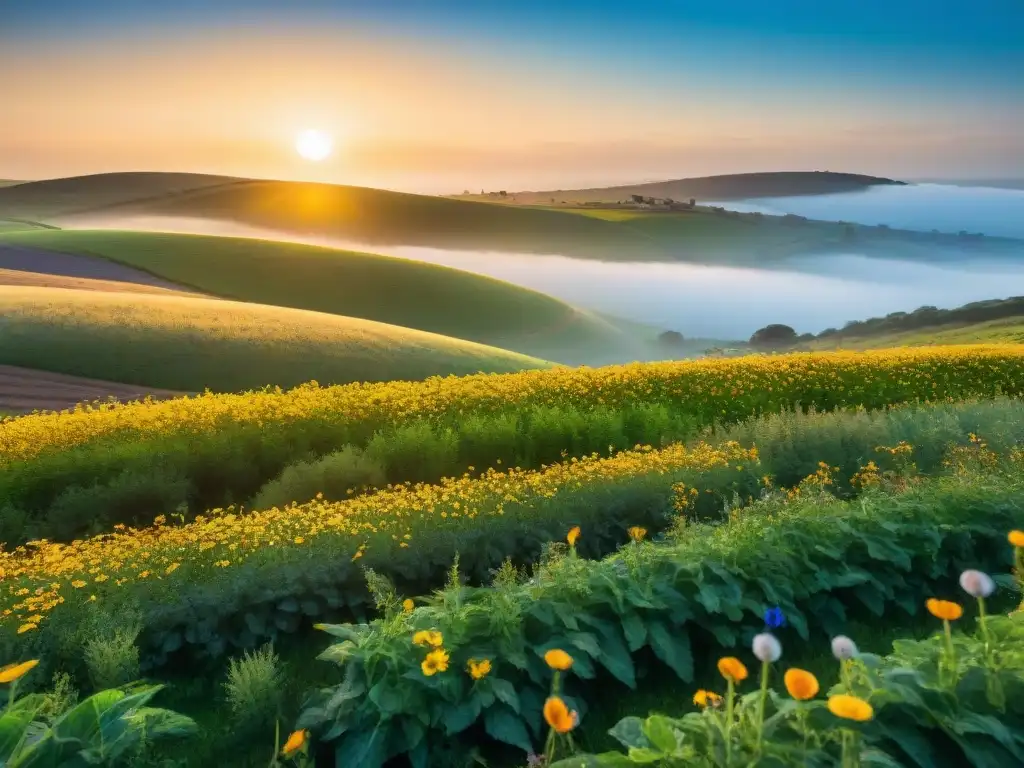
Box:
[1,348,1023,766]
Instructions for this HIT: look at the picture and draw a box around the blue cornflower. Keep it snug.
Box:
[764,606,786,629]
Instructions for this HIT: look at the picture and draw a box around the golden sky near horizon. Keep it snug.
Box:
[2,32,1020,192]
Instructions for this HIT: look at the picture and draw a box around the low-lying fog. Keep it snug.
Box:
[713,183,1024,239]
[64,214,1024,340]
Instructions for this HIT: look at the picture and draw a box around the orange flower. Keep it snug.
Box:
[467,659,492,680]
[1009,530,1024,548]
[628,526,647,542]
[402,599,415,613]
[543,696,578,733]
[0,660,38,684]
[784,668,819,701]
[828,694,874,722]
[544,649,574,671]
[412,630,443,647]
[926,598,963,621]
[717,657,748,683]
[692,689,722,708]
[281,729,307,756]
[421,648,450,676]
[567,526,581,547]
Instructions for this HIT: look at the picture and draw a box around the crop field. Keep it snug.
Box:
[0,285,548,395]
[0,229,638,364]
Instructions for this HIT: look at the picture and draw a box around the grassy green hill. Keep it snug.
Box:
[0,172,242,218]
[0,285,550,392]
[0,229,641,365]
[5,172,1018,268]
[801,317,1024,350]
[467,171,907,204]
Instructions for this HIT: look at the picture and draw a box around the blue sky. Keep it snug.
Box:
[2,0,1022,186]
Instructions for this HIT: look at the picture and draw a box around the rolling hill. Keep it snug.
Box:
[0,229,642,364]
[468,171,907,204]
[0,285,551,394]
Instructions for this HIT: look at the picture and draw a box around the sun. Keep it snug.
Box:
[295,129,333,161]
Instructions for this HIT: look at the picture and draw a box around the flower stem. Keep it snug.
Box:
[724,677,735,765]
[942,618,956,687]
[756,661,770,754]
[977,596,1006,709]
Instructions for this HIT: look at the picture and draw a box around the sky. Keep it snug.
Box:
[1,0,1022,193]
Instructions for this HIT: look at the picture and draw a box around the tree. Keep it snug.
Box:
[749,324,798,348]
[657,330,686,348]
[631,194,644,204]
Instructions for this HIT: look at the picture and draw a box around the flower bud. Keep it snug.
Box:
[752,632,782,663]
[959,569,995,599]
[831,635,859,660]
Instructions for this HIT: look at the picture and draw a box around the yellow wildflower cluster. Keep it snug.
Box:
[0,440,757,632]
[3,346,1022,466]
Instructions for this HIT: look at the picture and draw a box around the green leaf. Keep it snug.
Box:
[0,697,45,761]
[646,621,693,681]
[444,698,482,735]
[335,725,389,768]
[368,680,406,716]
[641,716,680,754]
[620,613,647,652]
[483,704,533,754]
[490,679,520,714]
[608,716,651,750]
[626,747,664,763]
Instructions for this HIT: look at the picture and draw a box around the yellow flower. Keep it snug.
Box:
[692,689,722,708]
[467,659,492,680]
[402,598,415,613]
[926,598,963,621]
[421,648,450,676]
[412,630,443,648]
[717,657,748,683]
[543,696,578,734]
[784,668,819,701]
[544,649,573,671]
[1009,530,1024,548]
[567,526,581,547]
[628,526,647,542]
[71,580,86,588]
[16,623,38,635]
[0,659,39,683]
[281,729,307,756]
[828,694,874,722]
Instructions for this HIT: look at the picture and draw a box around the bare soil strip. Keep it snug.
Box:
[0,365,186,416]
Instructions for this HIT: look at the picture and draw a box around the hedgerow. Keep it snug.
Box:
[2,345,1024,541]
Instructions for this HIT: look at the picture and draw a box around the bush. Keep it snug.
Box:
[84,623,142,691]
[4,347,1024,542]
[251,446,386,509]
[298,472,1024,767]
[223,643,285,731]
[749,324,797,348]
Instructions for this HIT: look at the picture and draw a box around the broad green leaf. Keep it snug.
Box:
[483,704,533,753]
[608,717,650,750]
[646,621,693,682]
[335,725,389,768]
[368,680,406,716]
[620,613,647,652]
[490,678,520,714]
[444,698,482,735]
[641,715,680,754]
[626,747,663,763]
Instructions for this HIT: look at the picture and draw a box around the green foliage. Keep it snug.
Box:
[558,613,1024,767]
[223,643,285,732]
[36,671,79,725]
[84,623,142,691]
[297,473,1024,766]
[251,446,386,509]
[0,683,197,767]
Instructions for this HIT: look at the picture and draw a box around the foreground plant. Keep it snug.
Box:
[0,661,196,766]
